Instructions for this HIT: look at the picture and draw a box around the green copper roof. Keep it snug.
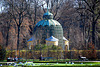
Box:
[43,11,53,16]
[43,11,53,19]
[35,11,61,27]
[35,19,61,27]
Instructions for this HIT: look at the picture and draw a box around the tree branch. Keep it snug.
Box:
[95,11,100,22]
[83,0,94,14]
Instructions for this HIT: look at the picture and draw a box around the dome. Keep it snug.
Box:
[43,11,53,19]
[35,20,61,27]
[34,11,63,46]
[35,11,60,27]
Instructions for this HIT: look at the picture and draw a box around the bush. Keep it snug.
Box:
[82,42,97,60]
[0,45,6,61]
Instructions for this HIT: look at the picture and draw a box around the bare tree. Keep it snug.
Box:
[83,0,100,46]
[2,0,33,50]
[76,0,100,48]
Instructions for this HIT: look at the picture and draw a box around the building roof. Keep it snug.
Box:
[63,37,68,41]
[43,11,53,19]
[43,11,53,16]
[45,36,59,41]
[35,19,60,27]
[27,36,36,42]
[35,11,61,27]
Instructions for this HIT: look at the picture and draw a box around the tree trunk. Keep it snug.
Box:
[17,13,21,50]
[92,21,96,46]
[6,22,10,47]
[34,1,37,26]
[17,25,20,50]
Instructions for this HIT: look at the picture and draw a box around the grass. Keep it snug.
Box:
[1,61,100,67]
[1,59,100,67]
[1,63,100,67]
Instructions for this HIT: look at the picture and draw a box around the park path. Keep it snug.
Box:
[0,62,14,63]
[73,61,100,62]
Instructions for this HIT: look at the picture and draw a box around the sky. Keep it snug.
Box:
[42,0,47,8]
[0,4,2,12]
[0,0,79,13]
[0,2,4,13]
[0,0,47,13]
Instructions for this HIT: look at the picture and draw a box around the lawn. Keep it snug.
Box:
[0,61,100,67]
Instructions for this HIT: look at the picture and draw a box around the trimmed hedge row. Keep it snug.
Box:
[5,50,100,60]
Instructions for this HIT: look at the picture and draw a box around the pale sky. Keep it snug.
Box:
[0,2,4,13]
